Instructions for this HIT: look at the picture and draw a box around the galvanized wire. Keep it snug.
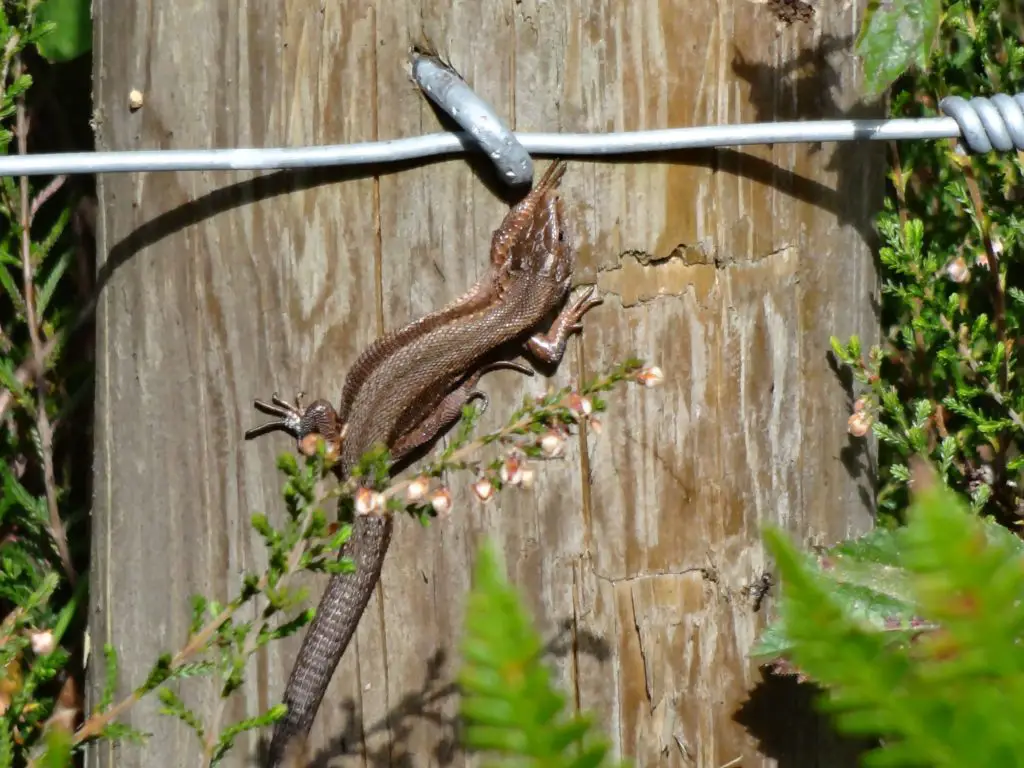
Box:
[939,94,1024,153]
[0,92,1020,180]
[411,50,534,186]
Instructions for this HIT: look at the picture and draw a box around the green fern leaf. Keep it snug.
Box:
[459,540,625,767]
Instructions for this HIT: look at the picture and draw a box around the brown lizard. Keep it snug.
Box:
[245,160,600,765]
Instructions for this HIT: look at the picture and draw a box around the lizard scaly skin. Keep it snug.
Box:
[245,161,600,765]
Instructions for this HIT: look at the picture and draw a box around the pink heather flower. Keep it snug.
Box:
[636,366,665,387]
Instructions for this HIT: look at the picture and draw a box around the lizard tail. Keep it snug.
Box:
[266,514,394,766]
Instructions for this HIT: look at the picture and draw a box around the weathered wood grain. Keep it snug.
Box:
[90,0,881,765]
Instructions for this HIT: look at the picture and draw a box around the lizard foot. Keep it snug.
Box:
[245,392,344,459]
[525,285,603,364]
[463,360,535,416]
[388,361,535,460]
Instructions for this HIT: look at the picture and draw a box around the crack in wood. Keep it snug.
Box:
[592,565,713,586]
[595,244,794,307]
[629,586,655,711]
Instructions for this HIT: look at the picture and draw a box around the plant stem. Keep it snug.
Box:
[72,496,324,747]
[15,55,74,584]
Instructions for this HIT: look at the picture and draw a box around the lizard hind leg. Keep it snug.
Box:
[389,361,535,462]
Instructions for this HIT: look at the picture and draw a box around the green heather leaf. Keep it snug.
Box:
[35,248,71,318]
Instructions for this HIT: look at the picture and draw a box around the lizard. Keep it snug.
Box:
[244,160,601,766]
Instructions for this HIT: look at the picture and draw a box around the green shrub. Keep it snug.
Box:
[756,3,1024,765]
[840,0,1024,521]
[756,463,1024,767]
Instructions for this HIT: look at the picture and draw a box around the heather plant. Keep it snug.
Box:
[840,0,1024,522]
[755,3,1024,765]
[0,0,94,763]
[9,0,1024,765]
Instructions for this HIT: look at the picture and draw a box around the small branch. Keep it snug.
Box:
[197,495,323,767]
[889,142,947,442]
[72,495,325,747]
[0,34,20,98]
[15,57,74,585]
[958,159,1006,387]
[888,141,909,237]
[956,153,1013,490]
[333,362,645,505]
[352,409,541,502]
[940,315,1024,432]
[0,605,26,644]
[0,289,97,421]
[71,362,646,752]
[30,174,66,221]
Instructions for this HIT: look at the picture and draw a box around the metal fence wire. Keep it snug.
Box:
[2,51,1022,183]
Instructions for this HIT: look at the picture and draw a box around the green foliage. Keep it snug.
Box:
[835,0,1024,522]
[0,0,94,762]
[123,448,351,758]
[759,469,1024,767]
[34,0,91,62]
[207,705,286,766]
[856,0,942,95]
[2,356,645,766]
[459,541,626,768]
[750,526,921,663]
[753,3,1024,765]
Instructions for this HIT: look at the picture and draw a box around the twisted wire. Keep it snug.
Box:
[938,94,1024,154]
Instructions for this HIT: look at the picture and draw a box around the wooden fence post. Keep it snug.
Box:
[89,1,881,765]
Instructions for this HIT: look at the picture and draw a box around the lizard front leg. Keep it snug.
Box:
[390,361,534,461]
[525,285,603,365]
